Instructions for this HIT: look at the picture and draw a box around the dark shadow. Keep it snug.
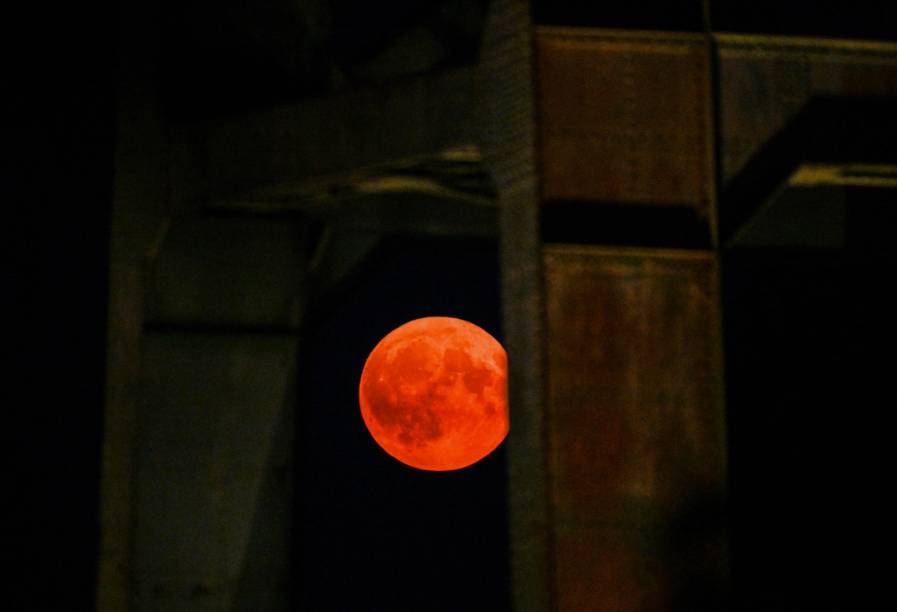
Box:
[160,0,491,121]
[719,96,897,245]
[722,248,850,610]
[658,491,731,612]
[711,1,897,41]
[8,2,116,607]
[541,200,713,249]
[721,183,896,607]
[533,1,705,31]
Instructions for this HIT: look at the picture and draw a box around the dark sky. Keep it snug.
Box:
[296,235,509,611]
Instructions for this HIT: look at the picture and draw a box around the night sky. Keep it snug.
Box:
[295,235,508,611]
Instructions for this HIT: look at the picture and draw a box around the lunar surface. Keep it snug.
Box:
[359,317,509,471]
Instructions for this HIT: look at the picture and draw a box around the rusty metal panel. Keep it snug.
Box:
[553,525,668,612]
[544,246,727,612]
[717,34,897,184]
[535,28,715,212]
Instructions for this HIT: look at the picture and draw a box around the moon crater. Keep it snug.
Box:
[359,317,509,471]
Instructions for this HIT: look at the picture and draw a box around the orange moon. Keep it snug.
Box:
[359,317,509,471]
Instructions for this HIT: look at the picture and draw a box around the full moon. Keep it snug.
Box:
[359,317,509,471]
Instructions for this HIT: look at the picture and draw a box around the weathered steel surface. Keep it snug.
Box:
[97,264,142,612]
[135,334,297,611]
[544,246,727,612]
[717,34,897,184]
[143,217,306,329]
[535,28,715,212]
[168,66,477,211]
[99,0,170,606]
[476,2,551,611]
[210,146,495,212]
[206,146,499,239]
